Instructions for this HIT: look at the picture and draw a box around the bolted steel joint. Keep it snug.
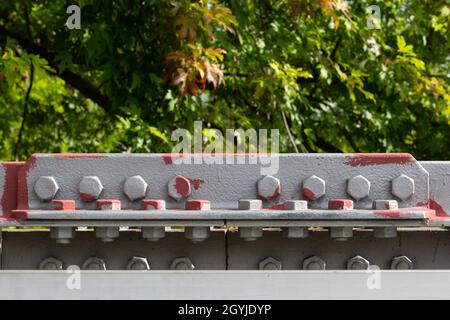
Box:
[302,175,326,201]
[168,175,191,200]
[347,255,370,270]
[124,175,148,201]
[82,257,107,270]
[390,255,413,270]
[50,227,75,244]
[257,175,281,200]
[347,175,371,200]
[170,257,195,270]
[392,174,415,200]
[185,227,210,243]
[259,257,282,270]
[302,256,326,270]
[34,176,59,201]
[239,227,263,241]
[79,176,103,202]
[95,227,119,242]
[39,257,63,270]
[126,256,150,270]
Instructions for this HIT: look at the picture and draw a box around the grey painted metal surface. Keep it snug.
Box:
[1,270,450,299]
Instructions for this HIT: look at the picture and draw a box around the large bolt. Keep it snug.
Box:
[168,175,191,200]
[238,199,262,210]
[373,200,398,210]
[185,227,210,243]
[142,227,165,241]
[239,227,263,241]
[330,227,353,241]
[170,257,195,270]
[126,257,150,270]
[50,227,75,244]
[257,175,281,200]
[390,255,413,270]
[302,256,326,270]
[82,257,106,270]
[347,255,370,270]
[79,176,103,202]
[95,227,119,242]
[34,176,59,201]
[347,175,371,200]
[39,257,63,270]
[302,175,326,201]
[259,257,282,270]
[124,175,148,201]
[392,175,415,200]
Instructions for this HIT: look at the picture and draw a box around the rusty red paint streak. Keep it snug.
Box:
[302,188,315,201]
[328,199,353,210]
[52,200,76,211]
[143,200,165,210]
[0,162,24,218]
[188,178,204,190]
[416,199,448,218]
[269,203,285,210]
[80,193,98,202]
[372,210,401,218]
[186,200,210,210]
[17,155,39,210]
[9,210,28,219]
[262,184,281,201]
[344,153,415,167]
[175,176,191,196]
[162,154,186,165]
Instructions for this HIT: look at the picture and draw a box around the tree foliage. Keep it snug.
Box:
[0,0,448,160]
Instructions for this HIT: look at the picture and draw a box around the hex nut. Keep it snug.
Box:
[259,257,282,270]
[284,200,308,210]
[50,227,75,244]
[302,175,326,200]
[79,176,103,202]
[82,257,107,270]
[390,255,413,270]
[283,227,309,238]
[302,256,326,270]
[124,175,148,201]
[126,257,150,270]
[373,200,399,210]
[170,257,195,270]
[392,175,415,200]
[239,227,263,241]
[347,175,371,200]
[238,199,262,210]
[330,227,353,240]
[185,227,210,243]
[34,176,59,201]
[95,227,119,242]
[168,175,191,200]
[142,227,165,241]
[257,175,281,200]
[39,257,63,270]
[347,255,370,270]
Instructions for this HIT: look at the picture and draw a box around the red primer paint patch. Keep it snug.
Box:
[17,155,39,210]
[373,210,401,218]
[344,153,415,167]
[52,200,76,210]
[1,162,25,218]
[162,154,186,165]
[302,188,315,201]
[417,199,448,217]
[175,176,191,196]
[188,178,204,190]
[269,203,285,210]
[80,193,98,202]
[263,184,281,201]
[10,210,28,219]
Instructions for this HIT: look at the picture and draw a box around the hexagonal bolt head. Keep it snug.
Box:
[238,199,262,210]
[95,227,119,242]
[170,257,195,270]
[347,255,370,270]
[330,227,353,241]
[142,227,165,241]
[302,256,326,270]
[302,175,326,201]
[390,255,413,270]
[257,175,281,200]
[142,199,166,210]
[185,227,210,243]
[282,227,309,238]
[347,175,371,200]
[374,227,398,238]
[186,200,211,210]
[124,175,148,201]
[126,257,150,270]
[79,176,103,202]
[39,257,63,270]
[284,200,308,210]
[373,200,399,210]
[259,257,282,270]
[239,227,263,241]
[50,227,75,244]
[82,257,107,270]
[34,176,59,201]
[392,174,415,200]
[168,175,191,200]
